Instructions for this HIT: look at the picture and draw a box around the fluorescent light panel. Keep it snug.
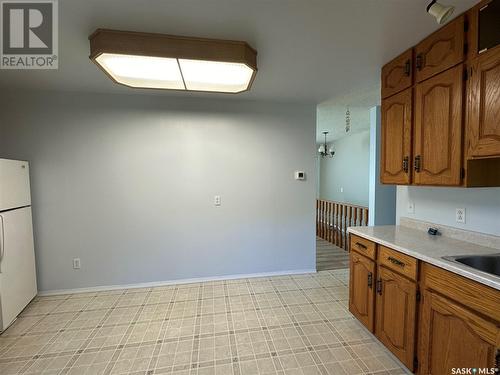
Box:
[179,59,254,93]
[95,54,254,93]
[96,54,184,90]
[89,29,257,94]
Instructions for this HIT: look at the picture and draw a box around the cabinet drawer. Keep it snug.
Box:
[378,246,418,281]
[350,235,376,260]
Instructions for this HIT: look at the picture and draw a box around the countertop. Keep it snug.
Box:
[347,225,500,290]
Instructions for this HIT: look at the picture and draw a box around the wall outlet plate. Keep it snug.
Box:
[407,201,415,213]
[294,171,305,180]
[456,208,466,223]
[73,258,81,269]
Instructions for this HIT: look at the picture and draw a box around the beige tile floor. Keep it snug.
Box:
[0,270,410,375]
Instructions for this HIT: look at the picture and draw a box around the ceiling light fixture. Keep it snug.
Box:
[426,0,455,24]
[89,29,257,93]
[318,131,335,158]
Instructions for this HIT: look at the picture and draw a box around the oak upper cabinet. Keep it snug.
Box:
[380,88,413,184]
[467,47,500,158]
[418,290,500,374]
[381,49,413,99]
[349,251,375,332]
[375,266,417,371]
[414,15,465,83]
[413,64,464,185]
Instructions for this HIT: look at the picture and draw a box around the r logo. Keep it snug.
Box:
[1,0,58,68]
[2,2,52,53]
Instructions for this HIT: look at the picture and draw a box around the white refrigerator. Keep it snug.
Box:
[0,158,37,332]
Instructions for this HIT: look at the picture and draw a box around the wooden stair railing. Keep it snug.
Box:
[316,199,368,251]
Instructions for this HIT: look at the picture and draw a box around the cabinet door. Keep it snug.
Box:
[467,47,500,158]
[414,65,463,185]
[415,15,465,82]
[381,49,413,99]
[380,88,412,184]
[349,251,375,332]
[375,266,417,371]
[418,290,500,375]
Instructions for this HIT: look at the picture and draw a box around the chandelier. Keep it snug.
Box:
[318,131,335,158]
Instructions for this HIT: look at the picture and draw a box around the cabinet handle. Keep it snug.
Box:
[403,156,409,173]
[355,242,367,250]
[414,155,421,172]
[367,272,373,288]
[416,53,423,70]
[404,59,411,76]
[388,256,405,268]
[376,279,382,295]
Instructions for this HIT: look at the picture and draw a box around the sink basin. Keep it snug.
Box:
[443,254,500,277]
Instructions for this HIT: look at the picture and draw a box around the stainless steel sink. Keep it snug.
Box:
[442,254,500,277]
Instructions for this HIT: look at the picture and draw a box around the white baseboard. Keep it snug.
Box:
[37,268,317,296]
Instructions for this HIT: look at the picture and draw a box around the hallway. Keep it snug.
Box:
[316,237,349,271]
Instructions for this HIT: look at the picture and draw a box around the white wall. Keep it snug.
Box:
[397,186,500,236]
[319,130,370,206]
[369,106,396,226]
[0,90,317,292]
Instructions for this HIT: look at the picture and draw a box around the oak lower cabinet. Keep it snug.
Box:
[418,262,500,375]
[375,266,417,371]
[348,234,500,374]
[418,290,499,374]
[349,251,375,332]
[380,88,413,184]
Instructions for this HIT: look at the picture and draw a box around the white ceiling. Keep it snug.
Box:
[316,85,379,142]
[0,0,476,104]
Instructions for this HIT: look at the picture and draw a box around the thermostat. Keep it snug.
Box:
[294,171,306,180]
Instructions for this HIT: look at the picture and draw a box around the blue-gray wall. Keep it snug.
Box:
[397,186,500,236]
[319,130,370,207]
[368,106,396,225]
[0,90,317,292]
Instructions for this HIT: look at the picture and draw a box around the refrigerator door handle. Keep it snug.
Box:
[0,214,4,273]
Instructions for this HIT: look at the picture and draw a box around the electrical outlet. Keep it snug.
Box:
[73,258,81,269]
[340,187,344,193]
[407,201,415,213]
[456,208,466,223]
[214,195,221,206]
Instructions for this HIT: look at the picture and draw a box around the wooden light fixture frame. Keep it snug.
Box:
[89,29,258,93]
